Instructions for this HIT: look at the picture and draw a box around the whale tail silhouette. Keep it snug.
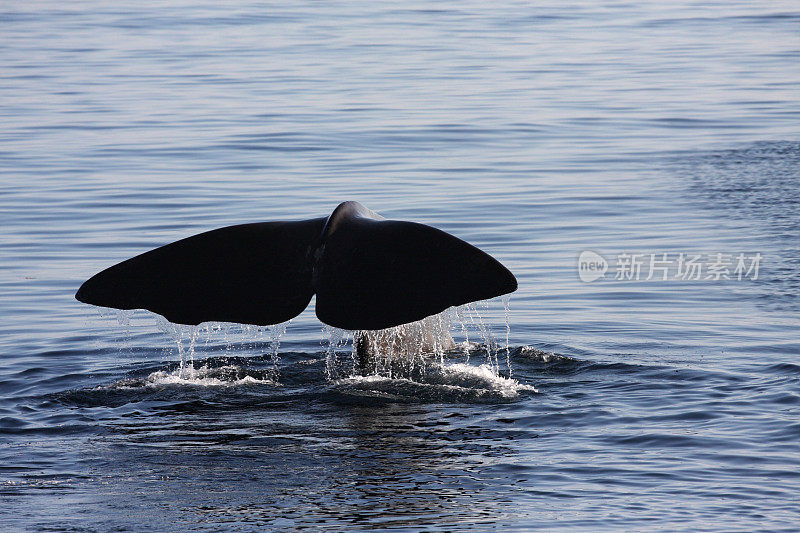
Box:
[76,201,517,330]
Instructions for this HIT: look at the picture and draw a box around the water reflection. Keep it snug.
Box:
[79,394,521,530]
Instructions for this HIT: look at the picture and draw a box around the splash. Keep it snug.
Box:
[437,362,537,396]
[323,324,351,379]
[91,297,521,391]
[93,309,288,380]
[335,361,537,402]
[156,320,288,380]
[144,364,277,387]
[110,364,279,389]
[323,299,517,382]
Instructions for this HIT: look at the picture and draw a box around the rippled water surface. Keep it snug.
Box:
[2,1,799,531]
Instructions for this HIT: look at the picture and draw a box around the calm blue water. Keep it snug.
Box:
[2,1,799,531]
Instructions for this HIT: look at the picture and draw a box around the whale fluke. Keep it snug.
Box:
[75,218,326,326]
[76,201,517,330]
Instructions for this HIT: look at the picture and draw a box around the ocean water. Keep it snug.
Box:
[1,1,799,531]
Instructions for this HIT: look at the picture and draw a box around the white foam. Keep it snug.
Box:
[338,361,537,399]
[111,364,278,389]
[440,362,538,397]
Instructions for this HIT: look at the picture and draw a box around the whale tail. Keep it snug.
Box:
[76,201,517,330]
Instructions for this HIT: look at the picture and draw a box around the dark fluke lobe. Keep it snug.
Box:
[76,201,517,330]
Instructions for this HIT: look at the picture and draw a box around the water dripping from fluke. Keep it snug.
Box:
[85,298,533,399]
[319,302,537,400]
